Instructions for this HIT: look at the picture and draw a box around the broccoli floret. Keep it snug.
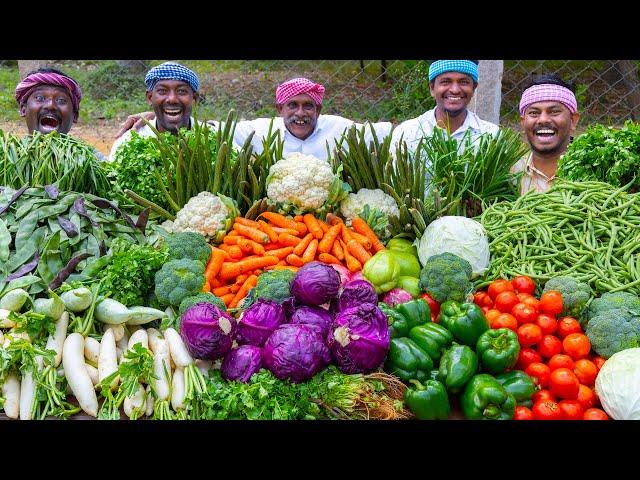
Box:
[165,232,211,265]
[418,252,473,304]
[543,276,592,322]
[155,258,205,307]
[239,269,296,309]
[179,292,227,315]
[585,291,640,327]
[585,308,640,358]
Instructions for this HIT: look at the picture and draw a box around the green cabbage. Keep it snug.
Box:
[595,347,640,420]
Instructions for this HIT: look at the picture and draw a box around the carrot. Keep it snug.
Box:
[243,239,265,256]
[331,241,345,261]
[212,247,231,262]
[230,284,240,294]
[292,233,313,256]
[302,238,319,264]
[219,256,280,280]
[205,249,226,283]
[350,231,373,251]
[318,223,341,254]
[263,243,281,251]
[252,269,263,276]
[286,253,305,267]
[202,280,211,293]
[258,220,279,243]
[352,216,386,252]
[294,215,304,222]
[278,233,301,247]
[260,212,305,233]
[347,239,372,265]
[274,265,299,272]
[268,246,294,259]
[271,227,301,236]
[341,240,362,273]
[235,217,261,228]
[227,230,241,237]
[221,293,235,307]
[236,238,255,254]
[213,286,232,297]
[234,274,249,285]
[341,223,354,243]
[303,214,324,240]
[326,213,344,226]
[219,244,243,259]
[295,222,308,235]
[209,277,224,288]
[223,236,242,246]
[229,275,258,308]
[233,223,270,244]
[318,219,330,234]
[318,252,341,265]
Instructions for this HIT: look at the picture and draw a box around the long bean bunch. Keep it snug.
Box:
[477,180,640,295]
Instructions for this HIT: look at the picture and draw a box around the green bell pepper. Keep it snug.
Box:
[495,370,536,407]
[461,374,516,420]
[397,276,421,298]
[385,337,434,382]
[408,322,453,363]
[383,298,431,338]
[363,250,401,294]
[404,379,450,420]
[386,238,418,257]
[437,343,478,393]
[476,328,520,375]
[439,301,489,347]
[428,369,440,381]
[387,250,421,278]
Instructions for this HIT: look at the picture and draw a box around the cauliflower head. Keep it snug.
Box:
[172,191,239,242]
[266,153,337,214]
[340,188,400,240]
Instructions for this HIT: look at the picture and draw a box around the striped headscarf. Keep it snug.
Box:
[15,71,83,121]
[428,60,479,82]
[144,62,200,92]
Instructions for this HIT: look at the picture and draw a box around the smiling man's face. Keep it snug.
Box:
[521,100,580,156]
[146,79,198,133]
[429,72,477,118]
[20,85,74,134]
[276,93,321,140]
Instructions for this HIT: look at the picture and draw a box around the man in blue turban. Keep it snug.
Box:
[391,60,499,153]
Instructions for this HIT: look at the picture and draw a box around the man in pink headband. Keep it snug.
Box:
[512,74,581,195]
[15,68,83,135]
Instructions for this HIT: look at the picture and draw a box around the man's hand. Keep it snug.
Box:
[114,111,156,139]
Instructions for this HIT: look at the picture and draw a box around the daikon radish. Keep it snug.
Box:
[124,383,146,419]
[145,385,154,417]
[147,328,163,353]
[63,333,98,417]
[33,293,64,320]
[164,328,193,368]
[195,359,212,376]
[98,329,118,391]
[127,329,149,350]
[85,363,99,388]
[110,324,125,342]
[0,308,15,328]
[2,373,20,419]
[84,337,100,365]
[116,327,129,363]
[171,367,185,411]
[59,287,92,312]
[126,306,167,325]
[95,298,131,324]
[19,356,43,420]
[151,339,171,402]
[45,311,69,368]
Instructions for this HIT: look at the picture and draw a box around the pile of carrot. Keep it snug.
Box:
[200,211,385,309]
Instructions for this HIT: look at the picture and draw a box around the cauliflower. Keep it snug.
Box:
[171,191,239,243]
[340,188,400,240]
[266,153,346,214]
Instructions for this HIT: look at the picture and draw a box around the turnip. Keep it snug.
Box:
[84,337,100,365]
[128,329,149,350]
[2,373,20,419]
[126,306,167,325]
[63,333,98,417]
[171,367,185,411]
[60,287,93,312]
[99,329,119,391]
[0,288,30,312]
[95,298,131,324]
[151,338,171,402]
[33,291,64,320]
[45,311,69,368]
[0,308,16,328]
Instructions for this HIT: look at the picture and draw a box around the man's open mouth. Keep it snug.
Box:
[162,108,183,119]
[535,128,557,138]
[39,114,60,128]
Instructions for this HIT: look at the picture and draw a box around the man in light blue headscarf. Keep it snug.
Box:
[391,60,499,153]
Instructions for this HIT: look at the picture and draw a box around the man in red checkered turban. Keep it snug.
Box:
[275,77,326,141]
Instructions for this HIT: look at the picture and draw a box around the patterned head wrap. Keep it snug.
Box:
[144,62,200,92]
[428,60,479,82]
[15,71,83,121]
[276,77,325,105]
[519,84,578,115]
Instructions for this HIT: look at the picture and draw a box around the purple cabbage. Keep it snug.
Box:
[290,261,341,306]
[221,345,263,383]
[382,288,413,307]
[288,305,334,338]
[180,302,237,360]
[337,279,378,311]
[327,303,390,374]
[237,299,286,347]
[263,324,331,383]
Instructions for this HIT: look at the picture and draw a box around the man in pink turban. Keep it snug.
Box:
[15,68,83,135]
[511,73,581,195]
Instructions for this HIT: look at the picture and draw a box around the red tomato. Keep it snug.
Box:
[517,323,543,347]
[487,279,514,301]
[535,314,558,335]
[517,292,534,302]
[532,400,563,420]
[520,296,541,313]
[537,335,563,359]
[481,306,491,314]
[494,291,520,313]
[583,408,609,420]
[474,291,492,308]
[574,359,598,386]
[511,275,536,295]
[492,313,518,332]
[539,290,563,316]
[592,356,606,372]
[556,317,582,338]
[547,354,575,371]
[549,368,580,399]
[576,384,596,410]
[562,333,591,360]
[512,303,538,325]
[420,293,440,318]
[525,362,551,388]
[532,389,556,404]
[513,405,534,420]
[558,400,584,420]
[485,309,502,325]
[516,347,542,370]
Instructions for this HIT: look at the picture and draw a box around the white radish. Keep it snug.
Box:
[0,288,30,312]
[98,329,119,390]
[33,294,65,320]
[126,306,167,325]
[164,328,193,368]
[19,356,43,420]
[127,329,149,350]
[45,311,69,368]
[195,359,212,376]
[151,339,171,402]
[116,328,129,363]
[2,373,20,419]
[0,330,4,346]
[145,384,154,417]
[115,347,123,363]
[63,333,98,417]
[171,367,185,411]
[59,287,93,312]
[84,337,100,365]
[0,308,16,328]
[95,298,131,324]
[123,382,146,419]
[147,328,163,353]
[109,324,125,342]
[85,363,100,388]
